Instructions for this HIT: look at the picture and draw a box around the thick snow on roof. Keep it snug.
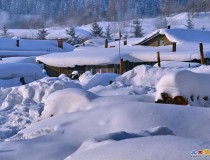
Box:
[36,41,210,67]
[0,63,45,84]
[156,70,210,107]
[137,28,210,45]
[0,38,74,57]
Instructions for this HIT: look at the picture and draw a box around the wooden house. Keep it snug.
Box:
[137,31,173,46]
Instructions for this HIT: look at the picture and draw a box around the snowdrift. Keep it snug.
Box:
[4,102,210,160]
[41,88,97,118]
[156,70,210,107]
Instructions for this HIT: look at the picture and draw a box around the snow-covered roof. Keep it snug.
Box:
[36,41,210,67]
[136,29,210,45]
[0,38,74,57]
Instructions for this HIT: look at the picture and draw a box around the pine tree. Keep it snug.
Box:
[1,24,9,37]
[91,22,103,37]
[132,19,143,38]
[186,13,194,29]
[105,24,112,40]
[65,27,80,45]
[37,28,48,40]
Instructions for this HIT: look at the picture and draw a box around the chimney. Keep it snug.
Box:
[167,26,171,29]
[58,39,63,48]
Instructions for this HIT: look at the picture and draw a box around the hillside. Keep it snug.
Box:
[0,0,201,28]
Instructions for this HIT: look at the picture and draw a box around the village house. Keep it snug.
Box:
[36,29,210,77]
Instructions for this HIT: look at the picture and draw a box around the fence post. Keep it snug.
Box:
[157,51,161,67]
[172,42,176,52]
[105,39,108,48]
[199,42,205,64]
[120,58,123,74]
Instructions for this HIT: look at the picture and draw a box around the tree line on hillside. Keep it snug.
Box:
[0,0,210,28]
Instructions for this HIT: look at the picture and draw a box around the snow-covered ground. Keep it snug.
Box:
[0,64,210,159]
[1,12,210,160]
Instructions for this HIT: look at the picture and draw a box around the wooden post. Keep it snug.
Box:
[105,39,108,48]
[120,58,123,74]
[124,39,127,45]
[172,42,176,52]
[58,39,63,49]
[199,42,205,64]
[16,39,19,47]
[157,51,161,67]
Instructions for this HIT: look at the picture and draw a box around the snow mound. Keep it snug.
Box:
[116,65,178,87]
[80,72,119,90]
[41,88,98,118]
[0,75,81,140]
[156,70,210,107]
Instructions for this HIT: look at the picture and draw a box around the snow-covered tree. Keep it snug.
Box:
[65,27,81,45]
[37,28,48,40]
[91,22,103,37]
[1,24,9,37]
[186,13,194,29]
[105,24,112,40]
[132,19,143,38]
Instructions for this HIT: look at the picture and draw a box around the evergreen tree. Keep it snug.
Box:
[105,24,112,40]
[37,28,48,40]
[91,22,103,37]
[65,27,80,45]
[1,24,9,37]
[132,19,143,38]
[186,13,194,29]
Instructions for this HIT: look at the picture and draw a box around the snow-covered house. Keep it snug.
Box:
[0,38,74,57]
[136,29,210,46]
[36,29,210,77]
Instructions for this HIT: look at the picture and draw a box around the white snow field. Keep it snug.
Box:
[0,64,210,160]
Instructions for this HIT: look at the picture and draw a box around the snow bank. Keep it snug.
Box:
[80,72,119,90]
[41,88,97,118]
[0,75,81,139]
[116,65,210,88]
[156,70,210,107]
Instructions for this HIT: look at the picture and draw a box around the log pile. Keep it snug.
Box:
[156,93,188,105]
